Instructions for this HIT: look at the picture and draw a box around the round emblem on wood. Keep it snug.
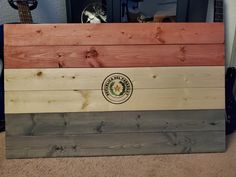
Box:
[102,73,133,104]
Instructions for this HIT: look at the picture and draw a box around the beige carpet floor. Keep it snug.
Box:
[0,132,236,177]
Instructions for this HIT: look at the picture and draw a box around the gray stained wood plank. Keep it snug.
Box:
[6,110,225,136]
[6,131,225,159]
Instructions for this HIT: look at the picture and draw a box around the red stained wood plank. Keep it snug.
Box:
[4,45,224,68]
[4,23,224,46]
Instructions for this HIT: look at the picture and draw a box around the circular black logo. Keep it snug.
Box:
[102,73,133,104]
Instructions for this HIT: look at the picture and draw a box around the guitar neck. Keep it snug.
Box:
[17,1,33,24]
[214,0,223,22]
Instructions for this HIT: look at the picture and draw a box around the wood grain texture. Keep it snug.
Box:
[6,110,225,136]
[4,45,225,68]
[4,67,225,91]
[5,88,225,114]
[6,131,225,159]
[4,23,224,46]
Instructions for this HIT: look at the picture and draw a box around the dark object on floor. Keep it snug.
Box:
[176,0,209,22]
[226,67,236,135]
[0,121,4,132]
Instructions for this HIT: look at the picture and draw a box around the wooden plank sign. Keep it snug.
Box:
[4,23,225,159]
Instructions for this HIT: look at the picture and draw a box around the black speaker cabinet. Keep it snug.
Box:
[176,0,209,22]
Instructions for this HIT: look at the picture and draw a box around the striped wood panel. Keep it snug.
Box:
[4,23,224,46]
[4,45,224,68]
[4,23,226,157]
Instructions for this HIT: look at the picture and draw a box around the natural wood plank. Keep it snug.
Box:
[4,67,225,91]
[5,88,225,114]
[4,23,224,46]
[6,110,225,136]
[4,45,225,68]
[6,131,225,159]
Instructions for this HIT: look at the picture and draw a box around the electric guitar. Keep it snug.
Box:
[8,0,38,23]
[0,0,38,132]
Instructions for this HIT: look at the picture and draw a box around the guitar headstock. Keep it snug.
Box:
[8,0,38,10]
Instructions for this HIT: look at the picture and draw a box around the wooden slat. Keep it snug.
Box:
[4,23,224,46]
[6,131,225,158]
[6,110,225,136]
[4,67,225,91]
[5,88,225,114]
[4,45,225,68]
